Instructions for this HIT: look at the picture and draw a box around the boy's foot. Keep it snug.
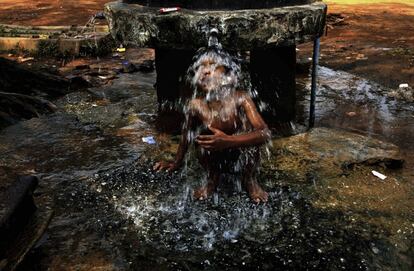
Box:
[246,180,268,203]
[193,182,216,200]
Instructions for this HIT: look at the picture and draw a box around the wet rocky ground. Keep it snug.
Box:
[1,1,413,270]
[0,47,412,270]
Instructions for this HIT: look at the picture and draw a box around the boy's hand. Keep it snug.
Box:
[153,161,179,172]
[196,126,231,151]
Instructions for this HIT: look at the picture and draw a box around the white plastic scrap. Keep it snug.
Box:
[372,170,387,180]
[142,136,156,144]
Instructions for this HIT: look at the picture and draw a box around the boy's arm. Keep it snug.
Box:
[196,93,271,150]
[154,103,194,172]
[232,93,271,147]
[173,114,193,167]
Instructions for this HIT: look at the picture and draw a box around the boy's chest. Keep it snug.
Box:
[196,101,241,131]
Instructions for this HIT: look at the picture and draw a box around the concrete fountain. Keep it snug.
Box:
[104,0,327,125]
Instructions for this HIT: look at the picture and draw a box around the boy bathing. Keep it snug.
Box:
[154,48,270,203]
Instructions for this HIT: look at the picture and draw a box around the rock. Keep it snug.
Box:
[0,176,53,271]
[137,60,155,73]
[0,57,72,98]
[121,61,138,73]
[388,84,413,102]
[269,127,404,180]
[75,64,90,70]
[104,1,327,50]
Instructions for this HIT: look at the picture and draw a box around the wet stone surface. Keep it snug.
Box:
[270,127,404,181]
[0,61,412,270]
[56,72,158,130]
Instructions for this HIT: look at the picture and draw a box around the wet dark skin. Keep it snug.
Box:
[154,59,270,203]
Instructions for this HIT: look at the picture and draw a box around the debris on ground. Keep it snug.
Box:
[372,170,387,180]
[116,47,126,53]
[388,83,413,102]
[159,7,181,14]
[326,13,347,29]
[121,60,137,73]
[17,56,34,63]
[356,53,368,60]
[142,136,156,144]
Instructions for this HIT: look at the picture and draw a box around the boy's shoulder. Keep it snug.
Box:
[188,97,204,106]
[234,90,251,101]
[235,89,248,96]
[187,98,205,114]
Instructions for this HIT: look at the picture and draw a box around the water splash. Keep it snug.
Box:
[104,163,298,252]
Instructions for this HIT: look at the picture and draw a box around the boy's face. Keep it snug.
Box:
[196,58,227,93]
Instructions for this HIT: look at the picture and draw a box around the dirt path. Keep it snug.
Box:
[0,1,413,88]
[316,1,414,88]
[0,0,109,26]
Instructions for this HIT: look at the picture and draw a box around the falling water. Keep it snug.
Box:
[107,29,280,257]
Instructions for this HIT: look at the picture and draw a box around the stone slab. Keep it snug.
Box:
[0,176,38,258]
[105,1,327,49]
[269,127,404,180]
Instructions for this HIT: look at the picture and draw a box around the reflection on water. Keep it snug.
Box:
[1,65,413,270]
[297,66,414,171]
[299,67,413,143]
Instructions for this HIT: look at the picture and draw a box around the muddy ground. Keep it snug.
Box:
[304,1,414,88]
[0,0,109,26]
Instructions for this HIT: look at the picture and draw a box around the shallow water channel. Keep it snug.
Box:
[1,60,413,270]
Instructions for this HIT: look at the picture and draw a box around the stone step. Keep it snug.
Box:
[0,176,38,257]
[0,176,53,271]
[0,24,109,35]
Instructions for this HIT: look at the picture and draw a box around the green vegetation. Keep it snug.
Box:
[8,42,30,55]
[36,40,60,57]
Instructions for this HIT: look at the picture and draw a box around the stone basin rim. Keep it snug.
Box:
[122,0,318,10]
[107,1,327,14]
[105,1,327,50]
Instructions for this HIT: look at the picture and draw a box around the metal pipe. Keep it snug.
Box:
[309,37,320,129]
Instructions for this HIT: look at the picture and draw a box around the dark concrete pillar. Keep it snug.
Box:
[250,46,296,125]
[154,48,195,132]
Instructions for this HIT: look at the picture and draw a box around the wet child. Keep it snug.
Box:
[154,48,270,203]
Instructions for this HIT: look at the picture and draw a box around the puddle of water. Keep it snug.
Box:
[297,66,414,172]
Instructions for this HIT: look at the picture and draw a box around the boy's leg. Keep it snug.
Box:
[193,170,220,200]
[241,149,268,203]
[194,150,220,200]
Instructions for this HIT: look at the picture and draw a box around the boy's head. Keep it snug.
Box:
[187,48,241,98]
